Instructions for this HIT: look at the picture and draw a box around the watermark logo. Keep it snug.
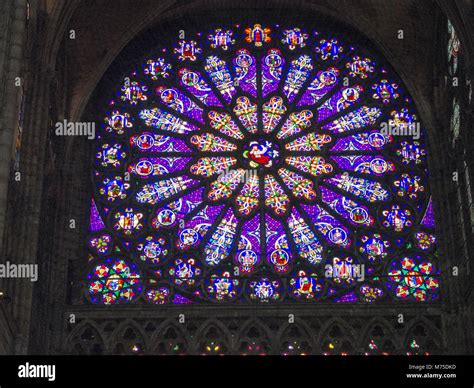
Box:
[0,261,38,282]
[55,119,95,139]
[324,261,365,282]
[18,363,55,382]
[217,167,257,183]
[380,120,420,140]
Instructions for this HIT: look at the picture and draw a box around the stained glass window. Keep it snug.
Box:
[87,23,440,305]
[447,19,460,75]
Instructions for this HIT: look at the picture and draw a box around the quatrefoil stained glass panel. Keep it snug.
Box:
[87,23,440,305]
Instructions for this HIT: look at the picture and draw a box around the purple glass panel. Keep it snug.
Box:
[90,198,105,232]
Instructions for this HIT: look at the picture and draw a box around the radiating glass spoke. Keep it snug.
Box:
[135,175,199,205]
[324,173,390,203]
[204,208,238,266]
[288,208,324,265]
[190,156,237,177]
[285,133,332,151]
[176,204,225,250]
[297,67,340,107]
[285,156,333,177]
[321,105,382,134]
[178,67,223,107]
[139,107,200,133]
[205,55,236,102]
[190,133,237,152]
[156,85,205,123]
[209,111,245,140]
[301,203,351,248]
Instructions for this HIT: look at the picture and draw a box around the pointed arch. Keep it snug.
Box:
[236,318,274,355]
[151,319,189,355]
[194,319,234,355]
[318,318,357,355]
[64,319,106,355]
[277,318,315,355]
[108,319,147,355]
[361,317,400,355]
[402,316,443,355]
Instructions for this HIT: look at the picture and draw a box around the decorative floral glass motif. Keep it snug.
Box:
[346,56,375,79]
[315,38,343,60]
[205,271,240,301]
[282,28,308,50]
[290,270,324,300]
[248,278,281,302]
[95,143,126,168]
[387,255,439,301]
[104,111,132,135]
[88,258,142,304]
[98,176,130,201]
[382,204,413,232]
[174,40,202,61]
[136,235,169,264]
[89,234,112,255]
[245,24,271,46]
[208,28,235,50]
[359,233,389,263]
[372,80,399,103]
[393,174,424,199]
[360,284,383,302]
[121,81,148,104]
[414,231,436,251]
[113,208,144,235]
[145,287,171,304]
[169,257,201,288]
[88,23,440,304]
[143,58,171,80]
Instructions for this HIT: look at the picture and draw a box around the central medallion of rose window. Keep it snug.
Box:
[243,140,279,168]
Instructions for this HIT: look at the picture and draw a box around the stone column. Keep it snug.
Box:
[0,0,27,253]
[0,0,27,354]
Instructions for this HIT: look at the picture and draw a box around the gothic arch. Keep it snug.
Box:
[360,317,399,355]
[76,5,446,353]
[151,319,189,355]
[64,320,105,355]
[236,318,274,355]
[194,319,233,355]
[401,316,443,355]
[278,319,315,355]
[108,319,147,354]
[318,318,357,355]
